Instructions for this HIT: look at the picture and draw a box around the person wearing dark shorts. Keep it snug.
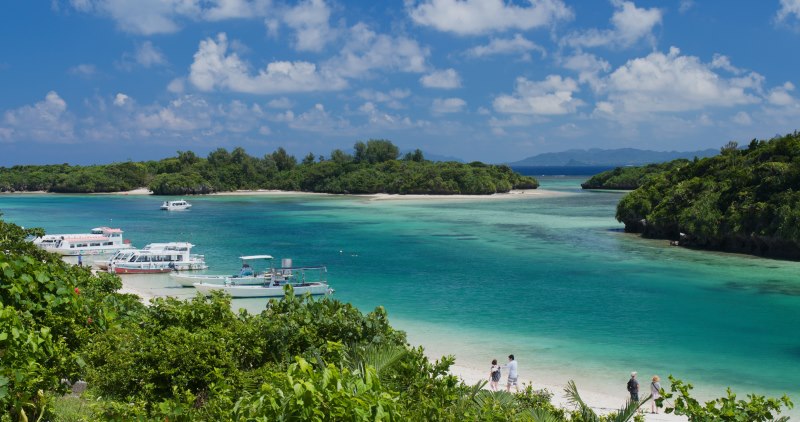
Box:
[627,371,640,401]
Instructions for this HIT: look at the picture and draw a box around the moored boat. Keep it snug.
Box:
[160,200,191,211]
[171,254,275,287]
[104,242,208,274]
[33,227,133,256]
[192,264,331,298]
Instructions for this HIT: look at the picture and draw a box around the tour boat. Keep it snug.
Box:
[171,255,277,287]
[192,264,332,298]
[160,200,191,211]
[33,227,133,256]
[104,242,208,274]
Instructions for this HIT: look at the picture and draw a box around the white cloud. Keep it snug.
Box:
[134,41,167,67]
[324,23,428,78]
[431,97,467,113]
[600,47,763,114]
[357,89,410,109]
[204,0,270,21]
[710,54,742,74]
[113,93,131,106]
[167,78,186,93]
[189,33,347,94]
[776,0,800,22]
[561,52,610,91]
[407,0,572,35]
[420,68,462,89]
[136,95,213,131]
[564,0,662,49]
[768,82,796,106]
[69,64,97,76]
[288,103,352,133]
[283,0,334,52]
[732,111,752,125]
[267,97,294,109]
[493,75,582,115]
[465,34,545,59]
[678,0,694,13]
[1,91,74,142]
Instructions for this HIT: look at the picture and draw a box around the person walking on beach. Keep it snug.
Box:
[627,371,639,401]
[650,375,662,413]
[489,359,501,391]
[505,354,519,392]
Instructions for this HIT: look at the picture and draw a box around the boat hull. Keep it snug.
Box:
[171,273,266,287]
[112,266,173,274]
[193,282,332,298]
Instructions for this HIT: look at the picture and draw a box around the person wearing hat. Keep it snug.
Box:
[626,371,640,401]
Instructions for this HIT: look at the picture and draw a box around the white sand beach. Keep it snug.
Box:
[448,363,687,421]
[208,188,570,200]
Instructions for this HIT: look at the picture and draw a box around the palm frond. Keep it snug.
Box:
[529,407,563,422]
[360,344,407,376]
[611,394,649,422]
[564,380,600,422]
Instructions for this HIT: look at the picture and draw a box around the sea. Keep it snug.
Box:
[1,166,798,412]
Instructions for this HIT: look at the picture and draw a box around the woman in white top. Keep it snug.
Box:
[650,375,662,414]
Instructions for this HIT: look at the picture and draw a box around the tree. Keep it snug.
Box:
[354,139,399,164]
[302,152,316,165]
[271,147,297,172]
[403,149,425,162]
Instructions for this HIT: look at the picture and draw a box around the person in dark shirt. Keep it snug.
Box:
[627,371,640,401]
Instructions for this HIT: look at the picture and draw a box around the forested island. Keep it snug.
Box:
[616,132,800,259]
[0,140,538,195]
[1,216,793,420]
[581,160,690,190]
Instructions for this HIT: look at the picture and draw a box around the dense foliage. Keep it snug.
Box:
[616,132,800,259]
[0,217,792,420]
[0,140,538,195]
[581,160,690,190]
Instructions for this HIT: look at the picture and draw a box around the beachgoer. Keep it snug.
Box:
[505,354,519,392]
[489,359,501,391]
[650,375,662,413]
[78,253,83,266]
[240,263,253,277]
[627,371,639,401]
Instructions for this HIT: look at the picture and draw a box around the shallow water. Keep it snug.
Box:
[2,177,798,409]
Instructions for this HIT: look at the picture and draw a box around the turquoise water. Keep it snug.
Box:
[1,178,798,408]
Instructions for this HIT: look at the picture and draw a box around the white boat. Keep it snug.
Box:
[103,242,208,274]
[33,227,133,256]
[192,264,332,298]
[160,200,191,211]
[171,255,276,287]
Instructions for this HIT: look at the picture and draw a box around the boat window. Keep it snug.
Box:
[90,243,100,247]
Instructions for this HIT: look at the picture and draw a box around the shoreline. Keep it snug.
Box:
[4,187,571,200]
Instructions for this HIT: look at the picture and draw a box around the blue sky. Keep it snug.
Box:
[2,0,800,165]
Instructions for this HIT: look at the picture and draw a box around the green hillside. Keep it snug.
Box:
[616,132,800,259]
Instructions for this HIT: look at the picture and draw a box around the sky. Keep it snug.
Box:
[1,0,800,165]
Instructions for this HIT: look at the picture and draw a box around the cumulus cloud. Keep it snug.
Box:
[493,75,582,115]
[136,95,213,132]
[776,0,800,22]
[408,0,572,35]
[67,0,272,35]
[431,97,467,113]
[420,68,461,89]
[564,0,662,49]
[69,64,97,77]
[768,82,796,106]
[732,111,752,125]
[189,33,347,94]
[283,0,334,52]
[325,23,428,78]
[288,103,352,133]
[561,51,611,91]
[1,91,75,142]
[267,97,294,109]
[134,41,168,67]
[599,47,763,114]
[113,93,131,106]
[357,89,410,109]
[465,34,545,60]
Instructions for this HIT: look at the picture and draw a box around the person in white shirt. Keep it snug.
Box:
[505,354,519,392]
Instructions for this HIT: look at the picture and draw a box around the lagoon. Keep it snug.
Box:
[1,176,798,413]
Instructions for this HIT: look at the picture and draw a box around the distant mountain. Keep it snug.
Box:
[507,148,718,167]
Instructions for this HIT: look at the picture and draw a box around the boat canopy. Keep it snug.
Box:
[239,255,274,260]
